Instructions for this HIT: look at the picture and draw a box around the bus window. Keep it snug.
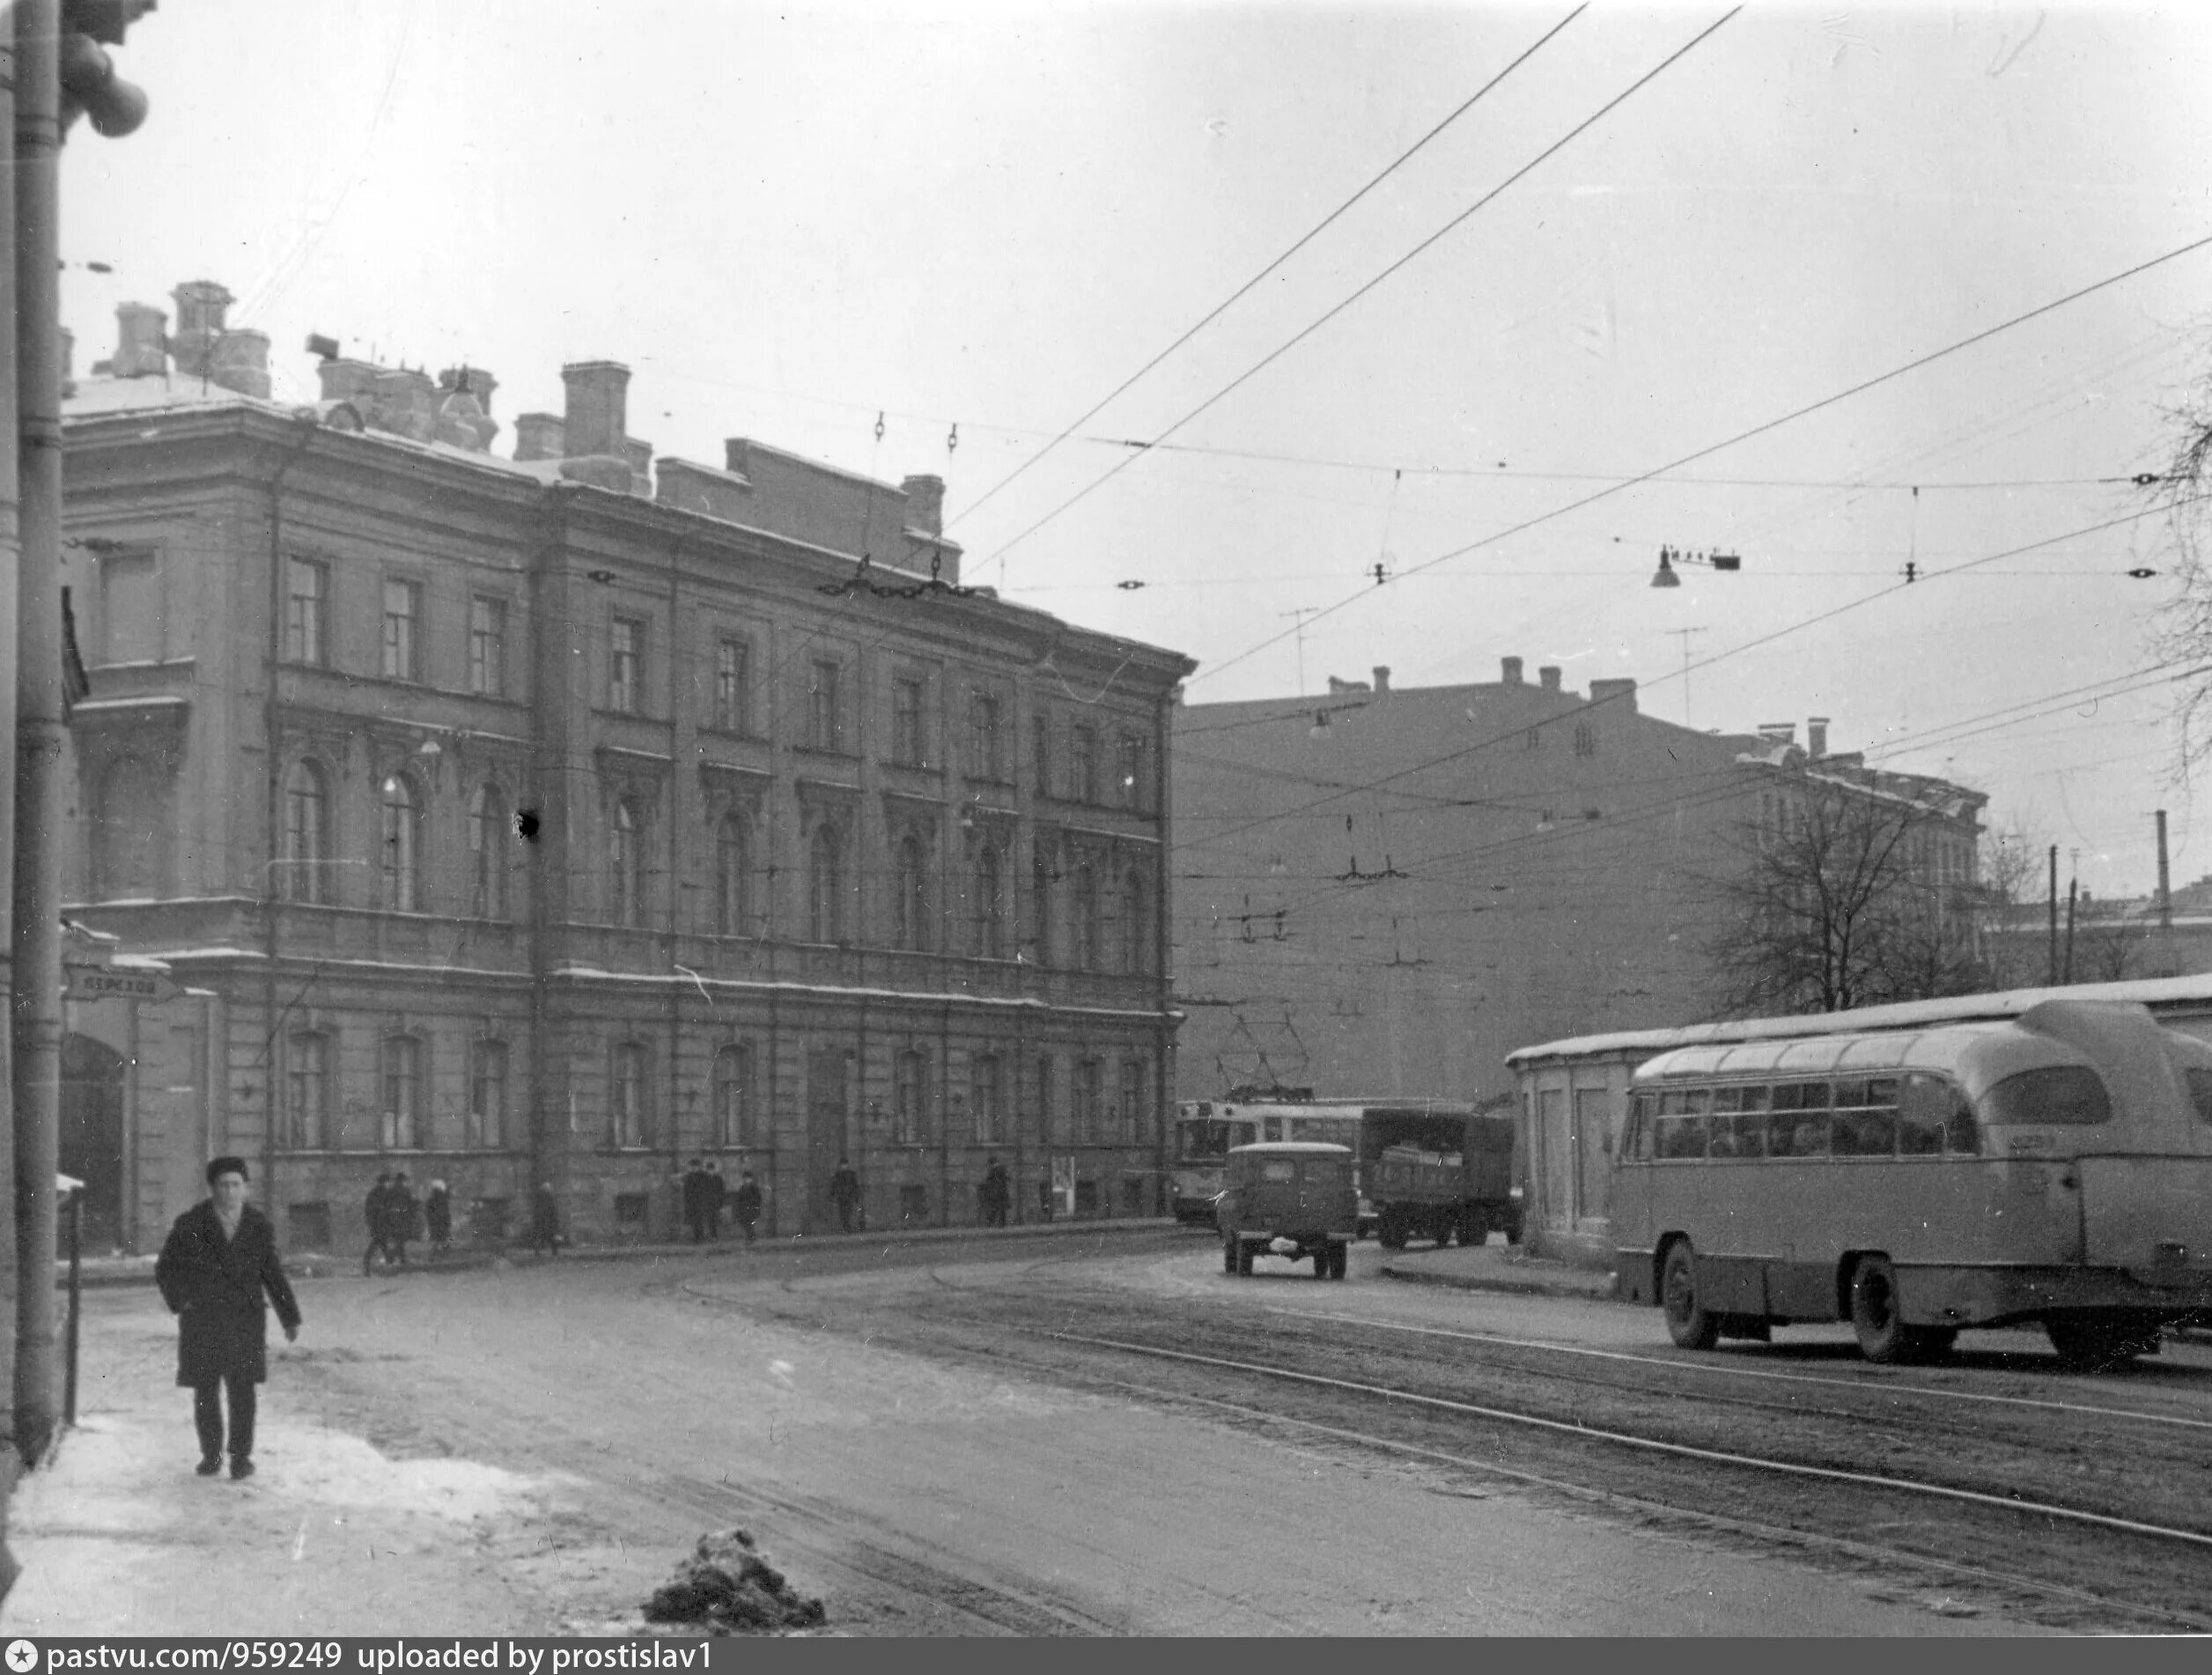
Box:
[1624,1093,1655,1160]
[1896,1074,1950,1155]
[1766,1083,1829,1157]
[1260,1160,1295,1182]
[1981,1066,2112,1126]
[1720,1107,1766,1159]
[1655,1109,1707,1159]
[1833,1078,1898,1157]
[1263,1117,1284,1141]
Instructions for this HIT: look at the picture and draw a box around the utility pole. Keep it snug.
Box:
[0,0,23,1582]
[2046,845,2058,987]
[12,0,153,1472]
[1667,626,1707,729]
[1279,608,1318,697]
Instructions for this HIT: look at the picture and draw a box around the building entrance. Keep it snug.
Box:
[62,1034,129,1253]
[806,1049,848,1234]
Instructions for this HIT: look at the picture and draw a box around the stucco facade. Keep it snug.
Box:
[58,283,1194,1253]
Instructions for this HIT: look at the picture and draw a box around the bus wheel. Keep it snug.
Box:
[1311,1248,1331,1280]
[1661,1241,1720,1351]
[1463,1210,1488,1248]
[1378,1211,1407,1251]
[1433,1217,1454,1249]
[1329,1242,1348,1280]
[1223,1236,1238,1275]
[1849,1255,1921,1363]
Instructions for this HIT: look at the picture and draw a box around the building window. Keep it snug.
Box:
[715,814,751,936]
[1076,1058,1103,1145]
[1032,716,1051,797]
[468,1040,508,1149]
[285,1032,330,1150]
[285,559,326,666]
[973,1053,1004,1144]
[969,692,1002,781]
[808,823,844,942]
[1035,1054,1056,1146]
[712,1044,755,1148]
[469,783,507,919]
[468,595,507,697]
[1121,867,1147,973]
[610,616,643,713]
[714,638,749,734]
[380,773,423,912]
[610,1042,646,1147]
[380,1036,423,1150]
[381,578,422,682]
[99,549,159,664]
[610,799,643,926]
[974,844,1004,958]
[894,1049,926,1145]
[807,659,842,751]
[892,676,925,767]
[894,835,929,952]
[1120,1061,1147,1144]
[282,759,330,904]
[1073,864,1100,971]
[1574,723,1596,756]
[1525,727,1541,750]
[1116,734,1142,810]
[1070,726,1097,804]
[92,755,173,899]
[1031,854,1053,965]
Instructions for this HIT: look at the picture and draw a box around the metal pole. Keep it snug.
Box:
[60,1187,77,1428]
[2157,809,2172,932]
[2062,878,2078,986]
[2046,845,2059,987]
[0,0,26,1591]
[11,0,64,1467]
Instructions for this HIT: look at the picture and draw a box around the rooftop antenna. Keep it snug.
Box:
[1668,625,1707,729]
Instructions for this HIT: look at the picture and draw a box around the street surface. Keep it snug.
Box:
[41,1228,2212,1634]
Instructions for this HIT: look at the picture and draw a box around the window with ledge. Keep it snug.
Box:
[380,773,424,912]
[1034,1055,1056,1146]
[1116,734,1143,809]
[1070,726,1097,804]
[973,844,1004,958]
[610,799,644,926]
[713,1044,756,1148]
[282,759,331,904]
[468,595,507,697]
[610,1043,647,1147]
[468,1041,508,1149]
[894,835,930,951]
[1120,867,1147,973]
[285,1032,330,1150]
[807,659,843,751]
[1119,1061,1147,1144]
[99,549,159,663]
[92,755,173,899]
[381,579,423,682]
[609,616,643,713]
[969,692,1002,781]
[891,676,925,767]
[468,783,508,919]
[1075,1057,1103,1145]
[714,638,750,734]
[808,823,844,942]
[380,1035,424,1150]
[1031,855,1053,965]
[973,1053,1004,1144]
[894,1049,928,1145]
[1032,716,1051,797]
[1073,864,1101,971]
[1574,723,1596,756]
[285,559,327,666]
[714,814,752,936]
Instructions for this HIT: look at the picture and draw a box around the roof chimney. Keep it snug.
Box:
[208,329,270,398]
[167,280,231,380]
[1538,665,1562,692]
[1500,656,1523,684]
[560,360,630,460]
[1589,677,1637,713]
[1372,666,1390,695]
[513,413,565,462]
[112,300,167,378]
[902,474,944,537]
[1758,722,1796,746]
[1808,716,1830,759]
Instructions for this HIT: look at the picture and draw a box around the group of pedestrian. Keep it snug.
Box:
[362,1171,421,1273]
[679,1158,765,1243]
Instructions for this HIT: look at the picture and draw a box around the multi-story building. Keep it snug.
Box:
[58,279,1193,1253]
[1173,659,1985,1244]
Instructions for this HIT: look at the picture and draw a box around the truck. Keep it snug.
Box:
[1368,1108,1523,1250]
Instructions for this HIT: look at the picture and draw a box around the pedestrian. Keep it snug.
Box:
[705,1160,726,1241]
[154,1156,302,1481]
[680,1157,710,1243]
[528,1182,563,1256]
[829,1156,861,1234]
[980,1155,1012,1229]
[424,1180,453,1258]
[362,1172,395,1275]
[389,1172,418,1267]
[733,1170,763,1244]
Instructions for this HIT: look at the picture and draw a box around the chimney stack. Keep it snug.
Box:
[1372,666,1390,695]
[902,474,945,536]
[1589,677,1637,713]
[1758,722,1796,746]
[513,413,565,462]
[1807,717,1830,759]
[209,329,271,398]
[1500,656,1523,684]
[1538,665,1561,692]
[561,360,630,460]
[112,300,167,378]
[167,280,231,380]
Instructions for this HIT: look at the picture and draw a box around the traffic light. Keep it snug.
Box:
[59,0,156,138]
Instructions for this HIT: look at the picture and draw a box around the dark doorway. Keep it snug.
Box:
[62,1035,128,1253]
[806,1048,847,1234]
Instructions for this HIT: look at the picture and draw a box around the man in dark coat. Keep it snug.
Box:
[155,1156,302,1480]
[733,1170,763,1244]
[389,1172,418,1267]
[680,1158,710,1243]
[528,1182,563,1256]
[363,1172,394,1275]
[829,1156,861,1234]
[980,1155,1012,1229]
[704,1161,726,1241]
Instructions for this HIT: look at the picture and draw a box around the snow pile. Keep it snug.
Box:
[642,1528,827,1634]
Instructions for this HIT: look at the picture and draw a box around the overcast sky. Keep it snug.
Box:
[57,0,2212,898]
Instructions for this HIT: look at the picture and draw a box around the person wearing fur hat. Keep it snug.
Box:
[154,1157,302,1481]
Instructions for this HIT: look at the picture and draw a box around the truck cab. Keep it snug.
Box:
[1218,1141,1356,1280]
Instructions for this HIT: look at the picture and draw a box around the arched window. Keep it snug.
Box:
[712,1044,755,1148]
[469,783,508,919]
[1073,864,1100,971]
[894,1048,927,1145]
[610,799,642,926]
[973,845,1004,958]
[894,834,929,951]
[808,823,844,943]
[610,1042,646,1147]
[380,773,423,912]
[972,1052,1003,1144]
[1121,867,1147,973]
[715,813,751,936]
[468,1040,508,1149]
[285,1031,330,1150]
[380,1035,423,1150]
[281,758,330,904]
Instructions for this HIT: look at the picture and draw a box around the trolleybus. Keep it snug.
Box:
[1171,1092,1486,1235]
[1612,996,2212,1367]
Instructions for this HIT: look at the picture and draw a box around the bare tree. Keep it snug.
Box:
[1705,783,1980,1016]
[2144,355,2212,767]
